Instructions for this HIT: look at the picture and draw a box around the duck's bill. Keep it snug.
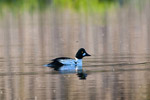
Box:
[86,53,91,56]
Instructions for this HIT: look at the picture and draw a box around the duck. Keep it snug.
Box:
[44,48,91,71]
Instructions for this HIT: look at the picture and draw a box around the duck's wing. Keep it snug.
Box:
[44,58,64,70]
[47,57,72,66]
[44,57,73,71]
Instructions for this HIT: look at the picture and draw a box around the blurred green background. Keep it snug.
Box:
[0,0,118,12]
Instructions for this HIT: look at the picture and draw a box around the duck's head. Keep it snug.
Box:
[75,48,91,59]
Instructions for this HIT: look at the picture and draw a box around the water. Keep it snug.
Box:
[1,54,150,100]
[1,0,150,100]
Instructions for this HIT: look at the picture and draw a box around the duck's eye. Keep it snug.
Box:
[82,51,84,53]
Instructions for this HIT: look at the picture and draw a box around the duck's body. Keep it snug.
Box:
[50,57,82,65]
[44,48,91,71]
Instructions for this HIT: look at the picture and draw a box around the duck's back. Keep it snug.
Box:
[52,57,72,62]
[45,57,72,66]
[52,57,76,65]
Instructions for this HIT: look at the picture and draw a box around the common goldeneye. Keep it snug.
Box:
[44,48,91,71]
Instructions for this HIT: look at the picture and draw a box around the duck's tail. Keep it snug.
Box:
[43,64,52,67]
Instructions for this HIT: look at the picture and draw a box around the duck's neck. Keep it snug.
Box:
[75,58,82,66]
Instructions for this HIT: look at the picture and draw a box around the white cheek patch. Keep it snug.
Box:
[82,53,86,56]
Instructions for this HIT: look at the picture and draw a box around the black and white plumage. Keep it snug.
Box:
[44,48,91,71]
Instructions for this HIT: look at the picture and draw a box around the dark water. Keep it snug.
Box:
[1,0,150,100]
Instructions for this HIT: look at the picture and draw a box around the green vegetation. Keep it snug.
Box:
[0,0,119,14]
[54,0,118,13]
[0,0,50,13]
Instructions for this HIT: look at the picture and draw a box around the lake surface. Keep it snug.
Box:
[1,54,150,100]
[1,0,150,99]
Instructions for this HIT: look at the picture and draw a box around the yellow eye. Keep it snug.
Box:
[82,51,83,53]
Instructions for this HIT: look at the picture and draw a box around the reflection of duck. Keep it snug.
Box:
[76,70,87,80]
[44,48,90,71]
[59,66,87,80]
